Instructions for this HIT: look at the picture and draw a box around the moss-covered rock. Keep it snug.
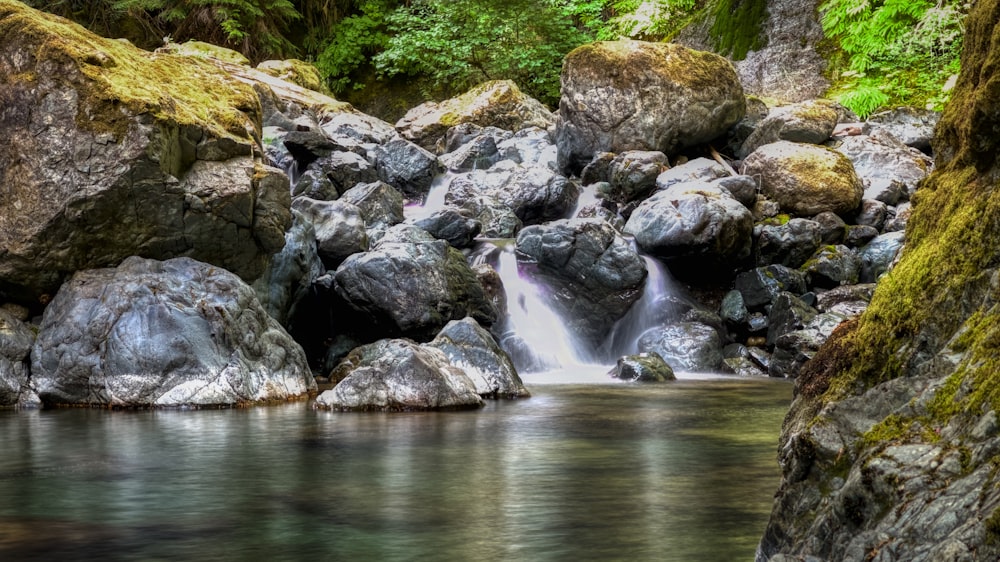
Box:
[256,59,330,95]
[741,141,863,217]
[395,80,555,152]
[758,1,1000,558]
[0,0,291,303]
[555,40,745,174]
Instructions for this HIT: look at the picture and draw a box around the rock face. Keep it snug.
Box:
[515,218,647,344]
[741,141,864,216]
[556,40,745,173]
[758,2,1000,559]
[31,257,316,407]
[0,2,291,303]
[316,339,484,411]
[396,80,555,152]
[0,308,35,407]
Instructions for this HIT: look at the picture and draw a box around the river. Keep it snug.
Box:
[0,374,790,561]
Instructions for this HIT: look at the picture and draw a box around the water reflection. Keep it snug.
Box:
[0,378,790,561]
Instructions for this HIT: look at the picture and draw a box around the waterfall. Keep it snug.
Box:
[599,254,680,360]
[406,173,454,220]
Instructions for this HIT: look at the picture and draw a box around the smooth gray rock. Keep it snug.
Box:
[855,199,888,230]
[739,99,839,157]
[439,133,502,172]
[734,265,808,310]
[638,322,723,373]
[844,225,880,248]
[495,164,579,225]
[413,208,482,249]
[293,150,377,200]
[292,197,369,268]
[428,317,529,398]
[767,292,818,347]
[722,356,768,377]
[317,339,484,411]
[814,211,848,244]
[624,183,753,262]
[31,257,316,407]
[556,40,744,173]
[866,107,941,151]
[720,289,749,325]
[756,218,823,268]
[607,150,670,203]
[496,127,558,170]
[802,244,862,289]
[654,157,729,190]
[833,132,933,196]
[334,239,495,340]
[374,137,443,202]
[859,232,905,283]
[339,181,405,241]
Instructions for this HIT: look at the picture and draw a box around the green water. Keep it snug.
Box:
[0,376,791,561]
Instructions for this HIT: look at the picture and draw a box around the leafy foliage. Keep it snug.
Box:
[820,0,967,117]
[313,0,390,94]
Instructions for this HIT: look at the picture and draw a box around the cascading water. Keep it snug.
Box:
[488,247,589,372]
[599,253,683,361]
[405,172,455,220]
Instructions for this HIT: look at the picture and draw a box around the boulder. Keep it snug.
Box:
[494,165,579,225]
[252,209,325,326]
[256,59,329,94]
[813,211,847,244]
[844,225,880,248]
[374,137,443,201]
[556,40,744,173]
[334,238,495,340]
[396,80,555,152]
[637,322,723,372]
[624,182,753,263]
[720,289,749,326]
[412,208,482,249]
[31,257,316,407]
[607,150,670,203]
[291,197,369,268]
[854,199,888,230]
[293,150,378,200]
[802,244,862,289]
[338,181,405,240]
[0,308,36,407]
[439,132,502,172]
[497,127,558,170]
[0,4,290,303]
[833,132,933,196]
[865,107,941,152]
[655,157,729,190]
[516,218,647,344]
[738,99,839,157]
[428,317,529,398]
[766,292,818,347]
[741,141,864,216]
[734,264,808,310]
[755,218,823,268]
[858,232,905,283]
[609,353,676,382]
[722,357,769,377]
[317,339,483,411]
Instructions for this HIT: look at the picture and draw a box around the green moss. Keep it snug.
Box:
[0,1,260,150]
[708,0,768,61]
[986,507,1000,545]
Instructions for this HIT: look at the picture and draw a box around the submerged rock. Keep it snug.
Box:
[556,40,744,173]
[31,257,316,407]
[317,339,484,411]
[609,352,676,382]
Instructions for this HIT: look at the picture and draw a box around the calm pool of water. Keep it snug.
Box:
[0,375,791,561]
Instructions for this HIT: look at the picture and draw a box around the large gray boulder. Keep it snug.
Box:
[0,308,36,407]
[556,40,745,173]
[396,80,555,152]
[624,182,753,263]
[0,4,291,304]
[316,339,484,411]
[833,131,933,196]
[741,141,864,216]
[374,137,443,201]
[428,317,529,399]
[291,197,369,268]
[334,238,496,340]
[637,322,723,373]
[516,218,647,344]
[31,257,316,407]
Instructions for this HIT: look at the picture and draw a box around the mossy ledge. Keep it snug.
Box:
[760,0,1000,558]
[0,0,261,147]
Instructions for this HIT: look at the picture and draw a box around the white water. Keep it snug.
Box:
[599,254,680,360]
[405,173,455,220]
